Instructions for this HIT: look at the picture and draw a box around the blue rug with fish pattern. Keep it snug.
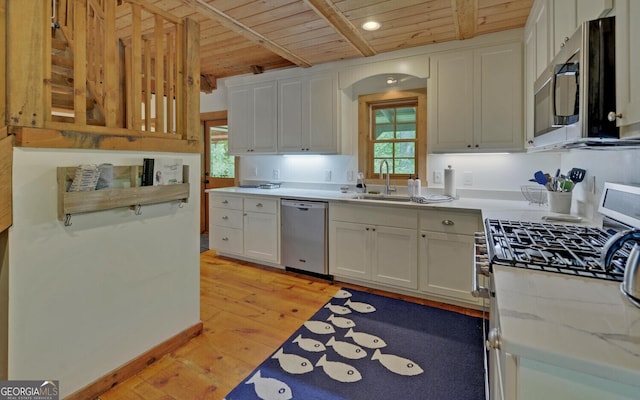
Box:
[224,288,485,400]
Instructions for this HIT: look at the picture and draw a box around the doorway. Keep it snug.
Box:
[201,111,238,234]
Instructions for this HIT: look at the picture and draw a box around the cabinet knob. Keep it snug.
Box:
[527,139,534,145]
[222,237,229,241]
[365,227,370,231]
[442,219,455,226]
[222,200,229,204]
[608,111,622,122]
[421,233,426,238]
[256,203,263,208]
[372,228,376,232]
[467,144,471,148]
[475,144,479,148]
[222,215,229,220]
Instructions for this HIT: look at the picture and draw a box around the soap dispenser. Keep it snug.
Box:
[414,175,422,196]
[407,174,415,197]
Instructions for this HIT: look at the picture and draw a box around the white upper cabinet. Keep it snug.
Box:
[552,0,613,56]
[278,73,338,153]
[228,81,278,155]
[429,41,523,153]
[615,0,640,135]
[228,72,338,155]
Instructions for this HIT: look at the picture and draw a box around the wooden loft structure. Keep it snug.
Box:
[4,0,201,154]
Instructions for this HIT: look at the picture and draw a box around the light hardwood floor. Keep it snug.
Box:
[99,250,482,400]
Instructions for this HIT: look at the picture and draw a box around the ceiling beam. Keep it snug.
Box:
[304,0,376,57]
[181,0,312,68]
[451,0,478,40]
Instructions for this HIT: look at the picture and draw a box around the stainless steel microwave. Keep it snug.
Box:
[533,16,618,148]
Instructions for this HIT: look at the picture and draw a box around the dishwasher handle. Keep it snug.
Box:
[281,199,328,210]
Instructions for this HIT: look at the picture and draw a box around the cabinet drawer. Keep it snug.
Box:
[210,226,243,255]
[244,197,278,214]
[210,208,243,229]
[209,194,243,210]
[419,210,481,234]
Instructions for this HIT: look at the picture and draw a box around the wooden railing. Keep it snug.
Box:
[6,0,200,152]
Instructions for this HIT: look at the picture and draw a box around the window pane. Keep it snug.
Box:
[396,123,416,139]
[396,107,416,123]
[374,142,393,158]
[375,108,395,124]
[210,139,235,178]
[395,142,415,157]
[375,125,394,140]
[374,158,392,171]
[394,159,415,175]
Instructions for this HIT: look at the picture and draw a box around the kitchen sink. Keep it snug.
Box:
[353,194,412,203]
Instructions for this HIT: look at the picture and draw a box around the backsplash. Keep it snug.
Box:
[237,148,640,218]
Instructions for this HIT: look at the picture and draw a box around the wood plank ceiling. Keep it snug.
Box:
[125,0,534,90]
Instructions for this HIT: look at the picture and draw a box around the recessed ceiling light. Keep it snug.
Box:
[386,77,397,85]
[361,21,381,31]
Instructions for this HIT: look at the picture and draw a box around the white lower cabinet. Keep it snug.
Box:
[329,204,418,290]
[419,231,478,304]
[418,209,482,306]
[209,193,279,264]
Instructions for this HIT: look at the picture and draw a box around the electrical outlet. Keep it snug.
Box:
[272,169,280,180]
[463,171,473,186]
[347,170,354,182]
[433,171,443,184]
[253,167,258,177]
[324,170,332,182]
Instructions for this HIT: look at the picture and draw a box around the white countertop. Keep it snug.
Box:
[493,265,640,387]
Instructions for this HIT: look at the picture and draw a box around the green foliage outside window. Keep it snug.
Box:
[371,104,417,176]
[210,140,235,178]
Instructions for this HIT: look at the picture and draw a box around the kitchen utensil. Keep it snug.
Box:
[533,170,547,185]
[559,180,574,192]
[568,168,586,183]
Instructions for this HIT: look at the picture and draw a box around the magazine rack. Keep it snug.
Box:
[57,165,189,226]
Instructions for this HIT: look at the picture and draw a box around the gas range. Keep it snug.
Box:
[482,219,626,281]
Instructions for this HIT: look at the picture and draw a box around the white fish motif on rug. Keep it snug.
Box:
[272,348,314,375]
[245,370,292,400]
[344,328,387,349]
[371,349,424,376]
[327,314,356,329]
[333,289,353,299]
[324,302,352,315]
[315,354,363,383]
[344,299,376,313]
[326,336,368,360]
[292,334,326,352]
[304,320,336,334]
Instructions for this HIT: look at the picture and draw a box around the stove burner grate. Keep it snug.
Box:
[485,219,627,282]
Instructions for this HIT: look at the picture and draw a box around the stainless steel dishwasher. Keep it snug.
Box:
[281,199,329,276]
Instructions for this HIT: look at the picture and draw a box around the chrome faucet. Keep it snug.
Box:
[379,160,390,195]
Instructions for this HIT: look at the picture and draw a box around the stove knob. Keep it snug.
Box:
[486,328,501,350]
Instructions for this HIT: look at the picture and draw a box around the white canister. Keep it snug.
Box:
[548,191,572,214]
[444,165,456,198]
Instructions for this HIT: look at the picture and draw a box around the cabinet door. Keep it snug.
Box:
[228,86,252,154]
[329,221,371,280]
[524,25,536,148]
[552,0,577,57]
[428,51,474,152]
[371,226,418,289]
[308,73,338,153]
[533,0,550,78]
[473,42,523,151]
[244,211,279,263]
[251,81,278,153]
[278,77,306,152]
[228,81,277,154]
[419,231,480,305]
[278,73,338,154]
[615,0,640,132]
